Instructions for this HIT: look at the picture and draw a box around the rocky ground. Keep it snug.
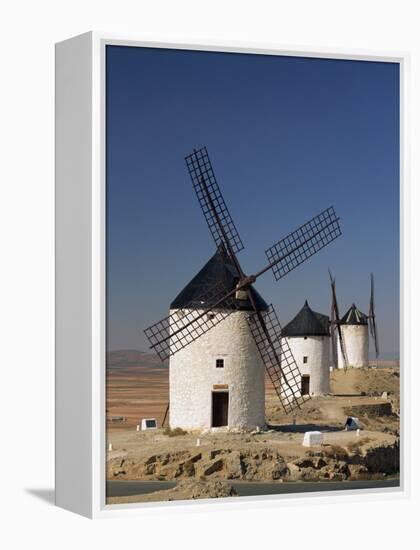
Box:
[106,367,400,504]
[107,427,398,480]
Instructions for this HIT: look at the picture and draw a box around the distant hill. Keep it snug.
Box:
[107,349,399,370]
[106,349,168,369]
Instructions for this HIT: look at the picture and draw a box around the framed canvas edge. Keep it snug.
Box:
[68,32,409,518]
[55,31,94,518]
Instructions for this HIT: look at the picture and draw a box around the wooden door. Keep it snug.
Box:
[301,375,310,395]
[212,391,229,427]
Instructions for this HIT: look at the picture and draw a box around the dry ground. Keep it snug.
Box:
[106,357,400,434]
[106,364,168,429]
[106,356,399,503]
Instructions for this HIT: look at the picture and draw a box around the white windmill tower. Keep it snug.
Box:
[144,147,343,430]
[282,301,331,396]
[329,272,379,369]
[168,245,268,430]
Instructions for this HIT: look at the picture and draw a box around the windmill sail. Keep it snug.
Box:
[330,283,339,369]
[329,270,349,370]
[265,207,341,281]
[247,305,310,414]
[144,280,239,361]
[185,147,244,257]
[369,273,379,358]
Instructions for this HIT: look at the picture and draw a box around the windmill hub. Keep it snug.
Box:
[236,274,257,290]
[235,289,248,301]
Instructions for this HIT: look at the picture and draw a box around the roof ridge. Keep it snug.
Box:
[340,303,368,325]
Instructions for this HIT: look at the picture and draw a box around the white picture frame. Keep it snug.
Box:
[55,31,409,518]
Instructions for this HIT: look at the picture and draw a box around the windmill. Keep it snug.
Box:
[329,271,379,369]
[281,300,331,396]
[144,147,342,427]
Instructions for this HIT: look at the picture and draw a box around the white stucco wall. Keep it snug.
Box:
[337,324,369,368]
[169,309,265,431]
[285,335,330,395]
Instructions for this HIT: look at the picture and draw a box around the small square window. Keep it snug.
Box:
[303,356,308,364]
[216,358,224,368]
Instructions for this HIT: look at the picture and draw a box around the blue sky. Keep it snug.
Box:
[106,46,399,357]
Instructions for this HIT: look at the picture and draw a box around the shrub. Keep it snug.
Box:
[323,445,348,460]
[164,427,187,437]
[346,437,372,454]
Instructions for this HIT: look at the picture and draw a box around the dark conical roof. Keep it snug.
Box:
[170,245,269,312]
[282,300,330,337]
[340,303,368,325]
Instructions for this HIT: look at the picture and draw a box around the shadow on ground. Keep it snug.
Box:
[268,423,343,433]
[25,488,55,505]
[332,393,364,397]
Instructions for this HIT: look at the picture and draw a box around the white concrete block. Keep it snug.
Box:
[141,418,157,430]
[302,431,323,447]
[344,416,360,431]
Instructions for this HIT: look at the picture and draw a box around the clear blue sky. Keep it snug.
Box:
[106,46,399,357]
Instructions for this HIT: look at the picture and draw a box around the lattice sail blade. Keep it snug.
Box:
[369,315,379,358]
[265,207,341,281]
[144,281,239,362]
[185,147,244,255]
[329,271,349,370]
[368,273,379,357]
[330,279,338,369]
[247,304,310,414]
[331,326,338,369]
[336,323,349,369]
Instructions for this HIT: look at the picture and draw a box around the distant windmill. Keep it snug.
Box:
[144,147,342,429]
[281,300,331,396]
[329,271,379,369]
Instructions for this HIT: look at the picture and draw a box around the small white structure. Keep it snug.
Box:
[344,416,360,431]
[337,304,369,369]
[169,246,267,431]
[302,431,324,447]
[141,418,157,430]
[282,301,330,396]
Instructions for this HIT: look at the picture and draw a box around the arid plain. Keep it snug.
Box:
[106,350,400,503]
